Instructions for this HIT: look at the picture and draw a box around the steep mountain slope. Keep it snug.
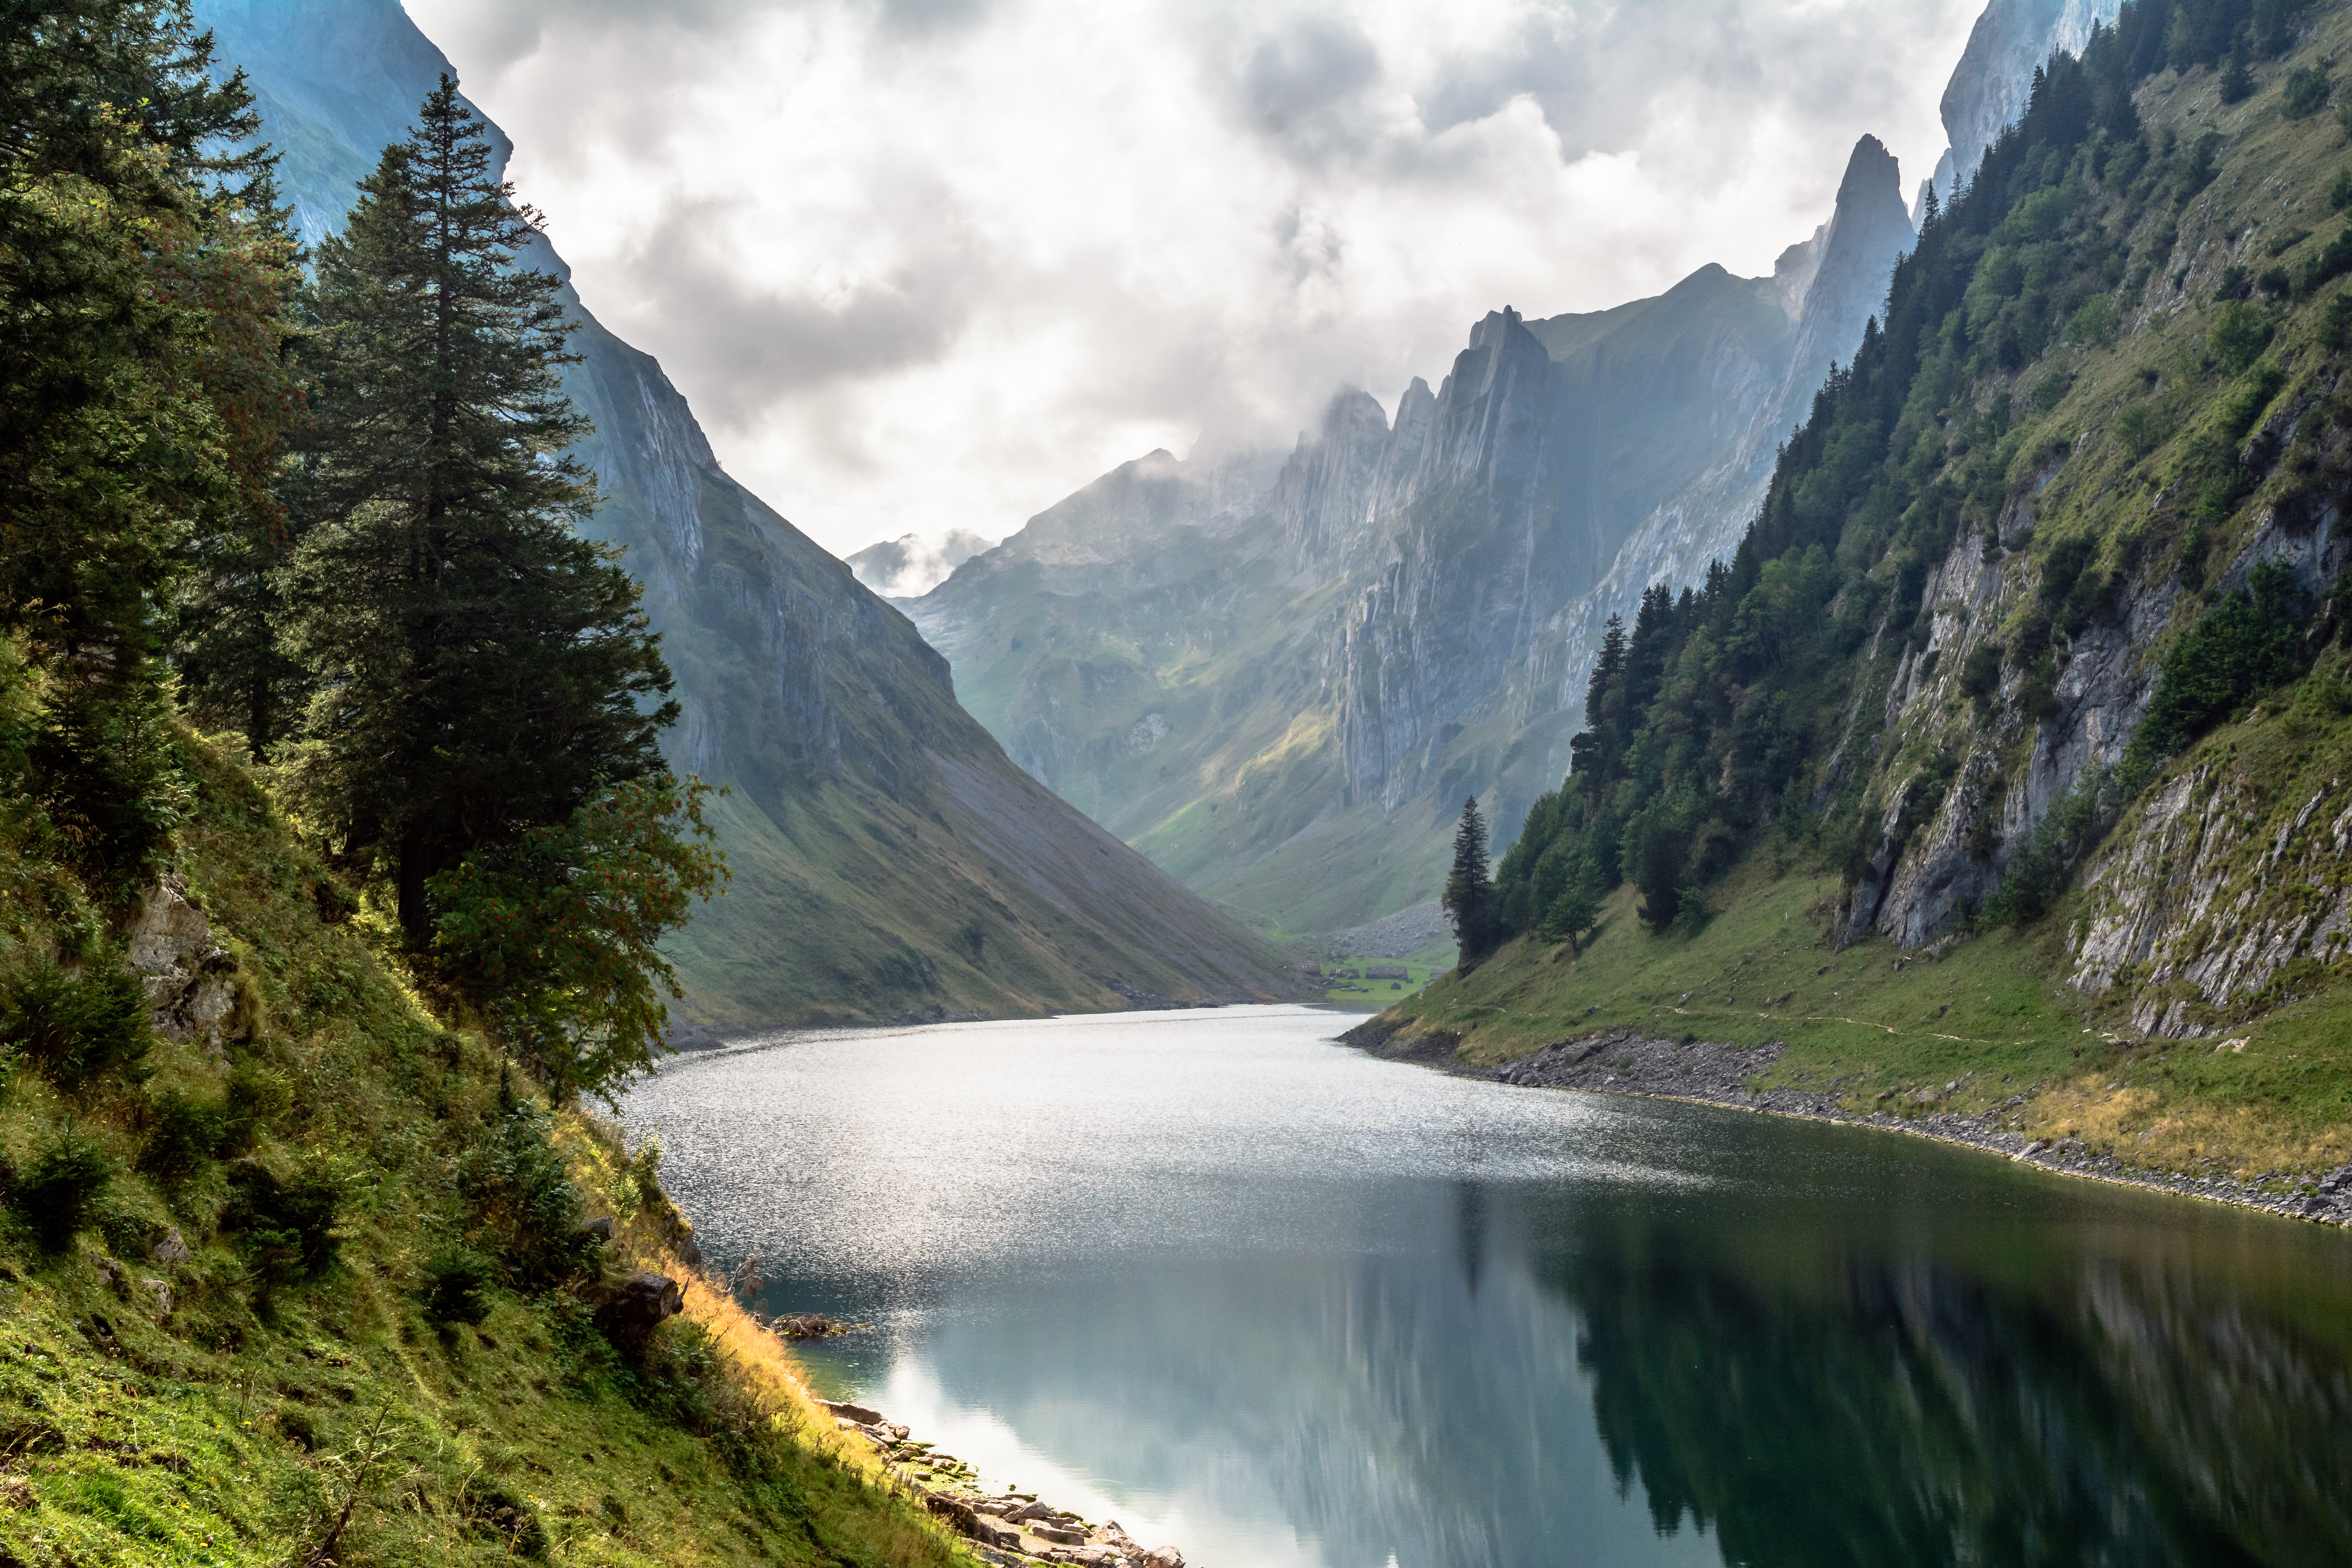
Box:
[193,0,1300,1025]
[1918,0,2125,214]
[912,133,1913,936]
[1373,0,2352,1182]
[0,731,961,1566]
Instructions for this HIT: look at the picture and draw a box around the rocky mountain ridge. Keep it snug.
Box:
[911,128,1916,935]
[194,0,1301,1025]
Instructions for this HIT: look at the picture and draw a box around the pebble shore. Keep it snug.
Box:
[1347,1023,2352,1226]
[820,1400,1188,1568]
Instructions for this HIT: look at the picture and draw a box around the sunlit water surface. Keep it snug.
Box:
[622,1005,2352,1568]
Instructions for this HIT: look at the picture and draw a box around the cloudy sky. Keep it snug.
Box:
[401,0,1983,561]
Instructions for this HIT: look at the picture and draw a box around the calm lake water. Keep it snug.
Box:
[622,1005,2352,1568]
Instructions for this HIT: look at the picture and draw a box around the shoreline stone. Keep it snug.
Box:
[824,1401,1186,1568]
[1349,1025,2352,1227]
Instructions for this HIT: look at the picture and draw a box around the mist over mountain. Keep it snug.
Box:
[195,0,1301,1025]
[911,119,1918,936]
[847,530,1000,598]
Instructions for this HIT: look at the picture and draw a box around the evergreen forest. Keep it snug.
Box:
[1489,0,2341,954]
[3,9,722,1105]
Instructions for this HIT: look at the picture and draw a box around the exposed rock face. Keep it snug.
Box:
[124,884,238,1045]
[196,0,1303,1025]
[1544,134,1920,747]
[595,1271,684,1359]
[912,133,1912,933]
[1826,444,2352,1039]
[1916,0,2123,216]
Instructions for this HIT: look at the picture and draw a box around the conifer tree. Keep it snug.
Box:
[174,171,312,757]
[282,77,678,947]
[1569,613,1628,781]
[0,0,291,885]
[1443,796,1500,966]
[1537,855,1602,954]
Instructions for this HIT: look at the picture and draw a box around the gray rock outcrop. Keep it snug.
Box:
[124,883,238,1045]
[1916,0,2123,218]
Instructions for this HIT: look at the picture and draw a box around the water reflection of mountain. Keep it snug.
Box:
[906,1179,1719,1568]
[1551,1209,2352,1568]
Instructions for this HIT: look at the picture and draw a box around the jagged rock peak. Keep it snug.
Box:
[1833,134,1902,209]
[1780,134,1914,401]
[1468,305,1526,352]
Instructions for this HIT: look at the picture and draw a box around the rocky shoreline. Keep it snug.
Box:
[1343,1022,2352,1227]
[819,1399,1187,1568]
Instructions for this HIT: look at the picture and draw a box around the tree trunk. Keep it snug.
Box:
[397,825,431,949]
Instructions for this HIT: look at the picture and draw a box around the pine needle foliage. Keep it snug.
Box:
[1443,796,1501,966]
[0,0,299,889]
[283,76,679,947]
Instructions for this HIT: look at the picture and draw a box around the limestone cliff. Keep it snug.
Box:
[1916,0,2123,216]
[913,134,1909,934]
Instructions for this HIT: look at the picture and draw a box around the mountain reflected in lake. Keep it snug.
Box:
[625,1007,2352,1568]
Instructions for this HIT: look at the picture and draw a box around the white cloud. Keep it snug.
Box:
[400,0,1980,557]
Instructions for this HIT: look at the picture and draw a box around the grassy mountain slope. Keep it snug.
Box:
[1366,0,2352,1180]
[0,730,960,1566]
[195,0,1303,1028]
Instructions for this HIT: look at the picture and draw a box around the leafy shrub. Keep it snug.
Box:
[138,1087,228,1187]
[2064,295,2115,348]
[467,1100,592,1287]
[2113,402,2164,457]
[2126,562,2310,771]
[1982,767,2122,927]
[222,1160,341,1289]
[2208,301,2271,372]
[2325,289,2352,351]
[274,1406,319,1451]
[2298,225,2352,295]
[2,962,151,1093]
[2216,363,2288,443]
[2284,62,2333,118]
[1959,643,2004,702]
[421,1248,497,1325]
[14,1129,114,1252]
[223,1062,291,1152]
[2174,130,2224,203]
[2334,171,2352,213]
[464,1482,548,1557]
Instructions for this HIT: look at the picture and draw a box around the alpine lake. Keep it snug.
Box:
[621,1005,2352,1568]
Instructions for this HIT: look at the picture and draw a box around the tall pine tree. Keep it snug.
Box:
[1443,796,1500,968]
[282,77,677,947]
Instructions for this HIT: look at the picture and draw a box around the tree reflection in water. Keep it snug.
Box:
[1553,1199,2352,1567]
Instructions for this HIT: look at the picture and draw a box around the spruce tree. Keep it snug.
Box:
[0,1,291,886]
[283,77,677,946]
[175,172,312,757]
[1443,796,1500,967]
